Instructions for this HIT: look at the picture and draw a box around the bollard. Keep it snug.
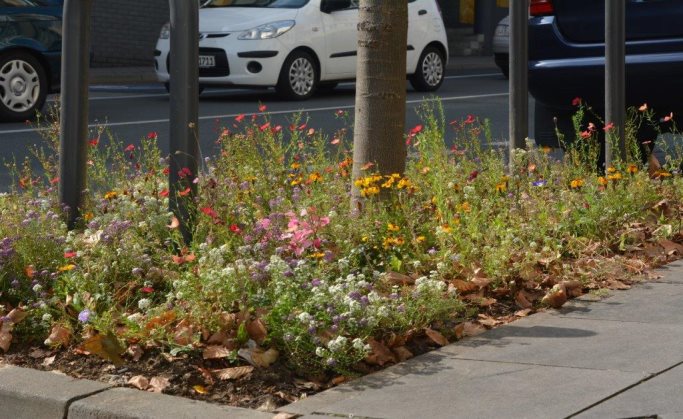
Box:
[604,0,626,167]
[509,0,529,156]
[168,0,200,244]
[59,0,92,229]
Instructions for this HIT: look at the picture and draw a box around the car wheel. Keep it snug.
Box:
[276,50,318,100]
[0,52,48,121]
[409,46,445,92]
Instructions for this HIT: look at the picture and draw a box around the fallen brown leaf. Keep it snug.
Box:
[127,344,144,362]
[148,376,171,393]
[364,337,396,366]
[385,271,415,286]
[44,324,71,348]
[392,346,414,362]
[213,365,254,381]
[477,314,501,328]
[462,321,486,337]
[424,328,449,347]
[451,279,478,293]
[607,280,631,290]
[173,319,194,346]
[514,308,533,317]
[203,345,231,360]
[42,355,56,367]
[514,290,533,309]
[193,385,209,394]
[246,319,268,344]
[128,375,149,390]
[82,332,125,366]
[238,347,279,368]
[541,284,568,309]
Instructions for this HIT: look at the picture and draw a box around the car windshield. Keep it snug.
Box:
[200,0,308,8]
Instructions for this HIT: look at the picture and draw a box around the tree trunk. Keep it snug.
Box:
[351,0,408,206]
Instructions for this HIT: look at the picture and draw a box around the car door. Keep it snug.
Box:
[320,0,358,77]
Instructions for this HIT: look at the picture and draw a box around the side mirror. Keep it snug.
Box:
[321,0,352,14]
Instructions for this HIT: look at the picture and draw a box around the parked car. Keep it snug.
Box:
[0,0,62,121]
[154,0,449,100]
[492,15,508,78]
[528,0,683,148]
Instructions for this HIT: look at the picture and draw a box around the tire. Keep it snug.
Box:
[164,82,205,95]
[0,51,48,121]
[409,46,445,92]
[276,50,318,100]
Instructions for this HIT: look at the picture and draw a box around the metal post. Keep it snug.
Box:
[509,0,528,154]
[168,0,199,244]
[605,0,626,167]
[59,0,92,229]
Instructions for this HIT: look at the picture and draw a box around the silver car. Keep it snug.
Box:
[493,15,509,78]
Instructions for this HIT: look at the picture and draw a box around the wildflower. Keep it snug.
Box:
[396,178,413,190]
[464,114,476,124]
[541,146,552,154]
[653,170,672,179]
[147,131,158,140]
[229,224,241,234]
[603,122,615,132]
[416,235,426,243]
[78,309,91,323]
[387,223,400,232]
[58,264,76,272]
[438,224,452,234]
[467,170,479,181]
[88,138,99,146]
[259,122,271,132]
[607,172,623,181]
[532,179,547,187]
[627,164,638,175]
[598,176,609,186]
[159,189,169,197]
[639,103,648,112]
[457,202,472,213]
[308,172,322,183]
[178,187,191,197]
[291,162,301,170]
[580,130,592,139]
[83,212,94,221]
[495,182,507,193]
[382,236,405,249]
[138,298,151,311]
[64,251,77,259]
[661,112,674,123]
[361,186,380,197]
[258,104,267,112]
[104,191,118,200]
[200,207,218,218]
[607,166,617,174]
[235,113,245,123]
[572,97,582,106]
[570,179,584,189]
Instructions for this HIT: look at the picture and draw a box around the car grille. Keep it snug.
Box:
[166,47,230,78]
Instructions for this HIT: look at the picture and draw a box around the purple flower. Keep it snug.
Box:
[533,179,547,187]
[78,309,92,323]
[311,278,322,287]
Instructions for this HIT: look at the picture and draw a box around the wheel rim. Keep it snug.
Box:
[421,52,443,87]
[0,59,41,113]
[288,57,315,96]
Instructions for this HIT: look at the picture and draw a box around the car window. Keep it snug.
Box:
[0,0,56,6]
[201,0,309,8]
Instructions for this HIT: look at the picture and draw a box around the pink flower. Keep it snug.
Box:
[572,97,582,106]
[124,144,135,152]
[258,104,267,112]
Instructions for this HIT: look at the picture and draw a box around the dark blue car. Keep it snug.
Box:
[528,0,683,147]
[0,0,62,121]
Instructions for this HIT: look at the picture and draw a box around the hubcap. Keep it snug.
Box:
[0,59,40,113]
[288,57,315,96]
[422,52,443,86]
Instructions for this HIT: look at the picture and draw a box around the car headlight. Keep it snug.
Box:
[238,20,295,40]
[159,22,171,40]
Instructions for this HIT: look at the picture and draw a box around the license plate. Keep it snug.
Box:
[199,55,215,68]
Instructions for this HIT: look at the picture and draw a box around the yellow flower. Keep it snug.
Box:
[627,164,638,174]
[83,212,94,221]
[382,236,405,249]
[438,224,452,234]
[457,201,472,213]
[58,264,76,272]
[598,176,608,186]
[654,170,672,179]
[541,146,552,154]
[381,177,395,189]
[309,252,325,259]
[415,235,426,243]
[570,179,585,189]
[607,173,623,181]
[361,236,369,243]
[290,176,303,186]
[361,186,380,197]
[291,162,301,170]
[387,223,400,232]
[607,166,617,174]
[397,178,413,189]
[308,172,322,183]
[104,191,118,200]
[496,182,507,193]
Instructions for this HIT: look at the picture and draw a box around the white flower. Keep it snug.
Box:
[138,298,151,310]
[315,346,326,357]
[352,338,365,351]
[297,312,312,323]
[41,313,52,322]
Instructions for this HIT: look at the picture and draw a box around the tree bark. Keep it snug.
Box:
[351,0,408,206]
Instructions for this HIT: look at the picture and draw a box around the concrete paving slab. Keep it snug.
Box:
[575,363,683,419]
[282,354,646,419]
[68,387,273,419]
[650,259,683,284]
[441,313,683,374]
[0,365,110,419]
[555,282,683,324]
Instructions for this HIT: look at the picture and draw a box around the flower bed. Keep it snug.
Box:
[1,102,682,408]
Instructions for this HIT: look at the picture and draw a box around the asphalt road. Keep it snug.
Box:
[0,67,514,189]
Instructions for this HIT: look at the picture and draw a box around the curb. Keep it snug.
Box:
[0,365,274,419]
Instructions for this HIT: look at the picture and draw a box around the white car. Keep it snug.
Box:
[154,0,449,100]
[492,15,509,79]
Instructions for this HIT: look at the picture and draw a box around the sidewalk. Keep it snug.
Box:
[86,55,499,86]
[281,259,683,419]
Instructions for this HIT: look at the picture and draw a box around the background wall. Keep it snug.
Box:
[90,0,169,67]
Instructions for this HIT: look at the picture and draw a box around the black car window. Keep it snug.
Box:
[0,0,60,6]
